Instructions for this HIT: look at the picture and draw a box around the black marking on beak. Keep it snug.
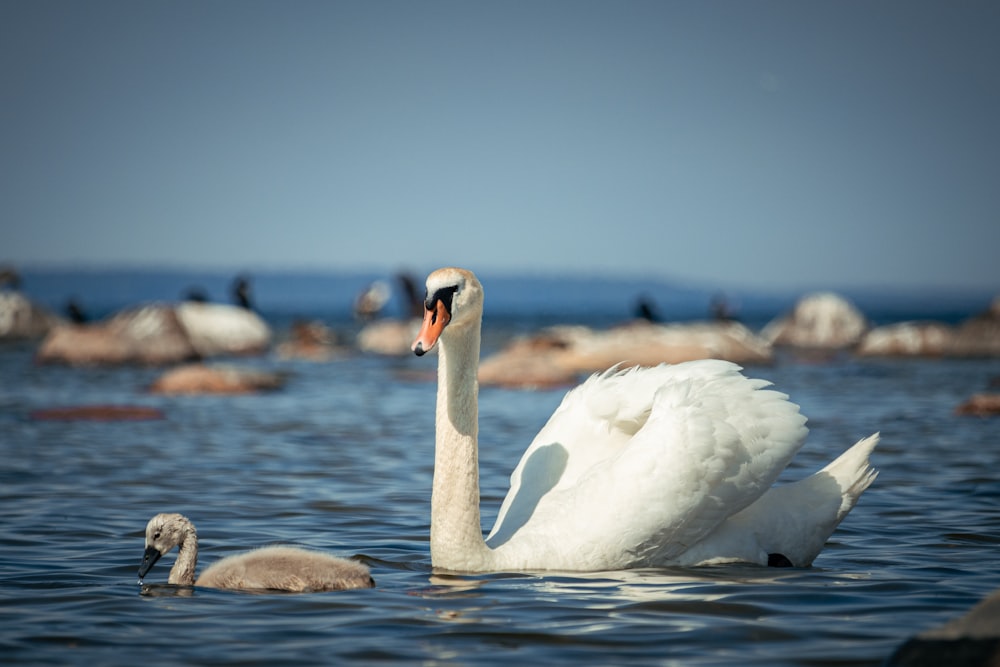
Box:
[425,286,458,322]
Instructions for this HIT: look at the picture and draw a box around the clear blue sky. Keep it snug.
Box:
[2,1,998,290]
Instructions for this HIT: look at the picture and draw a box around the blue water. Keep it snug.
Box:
[1,270,999,666]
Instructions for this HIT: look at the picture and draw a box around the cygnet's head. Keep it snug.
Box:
[139,513,192,579]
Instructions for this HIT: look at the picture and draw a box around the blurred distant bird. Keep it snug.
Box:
[353,281,391,321]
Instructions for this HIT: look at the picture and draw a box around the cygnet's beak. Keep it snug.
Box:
[138,545,163,579]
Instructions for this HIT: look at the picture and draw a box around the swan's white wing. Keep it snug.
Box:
[486,363,654,545]
[487,360,809,569]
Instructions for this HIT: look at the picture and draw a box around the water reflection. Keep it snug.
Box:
[139,583,194,598]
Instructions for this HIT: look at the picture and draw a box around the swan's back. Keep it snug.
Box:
[197,546,375,592]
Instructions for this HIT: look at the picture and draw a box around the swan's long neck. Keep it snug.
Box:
[431,319,492,571]
[169,524,199,586]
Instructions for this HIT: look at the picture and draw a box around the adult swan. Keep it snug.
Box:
[413,268,878,572]
[412,267,879,572]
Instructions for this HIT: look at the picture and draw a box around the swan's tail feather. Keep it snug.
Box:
[680,433,880,567]
[822,432,880,520]
[779,432,879,565]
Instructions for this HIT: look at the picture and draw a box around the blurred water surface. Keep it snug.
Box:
[1,332,998,666]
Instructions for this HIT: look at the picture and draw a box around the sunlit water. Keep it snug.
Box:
[1,332,998,666]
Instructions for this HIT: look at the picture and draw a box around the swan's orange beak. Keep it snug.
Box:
[412,299,450,356]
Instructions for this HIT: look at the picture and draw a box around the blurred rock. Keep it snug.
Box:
[886,588,1000,666]
[761,292,868,349]
[478,333,580,389]
[149,363,286,395]
[174,301,271,357]
[857,321,954,357]
[36,302,271,366]
[478,320,772,389]
[0,291,64,340]
[955,394,1000,417]
[948,297,1000,357]
[357,318,422,356]
[30,405,165,421]
[276,320,347,361]
[37,305,199,366]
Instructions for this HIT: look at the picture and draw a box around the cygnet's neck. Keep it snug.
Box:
[169,523,199,586]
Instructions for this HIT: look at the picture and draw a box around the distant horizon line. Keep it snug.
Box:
[6,259,997,297]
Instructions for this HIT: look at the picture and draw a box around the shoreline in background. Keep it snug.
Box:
[6,264,996,328]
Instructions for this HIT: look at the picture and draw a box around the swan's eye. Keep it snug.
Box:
[425,286,459,315]
[153,531,161,540]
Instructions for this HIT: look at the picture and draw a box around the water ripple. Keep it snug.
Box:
[1,345,999,666]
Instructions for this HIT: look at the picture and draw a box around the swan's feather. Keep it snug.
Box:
[487,360,810,569]
[676,433,880,566]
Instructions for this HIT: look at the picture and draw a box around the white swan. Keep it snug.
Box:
[138,513,374,591]
[411,267,879,572]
